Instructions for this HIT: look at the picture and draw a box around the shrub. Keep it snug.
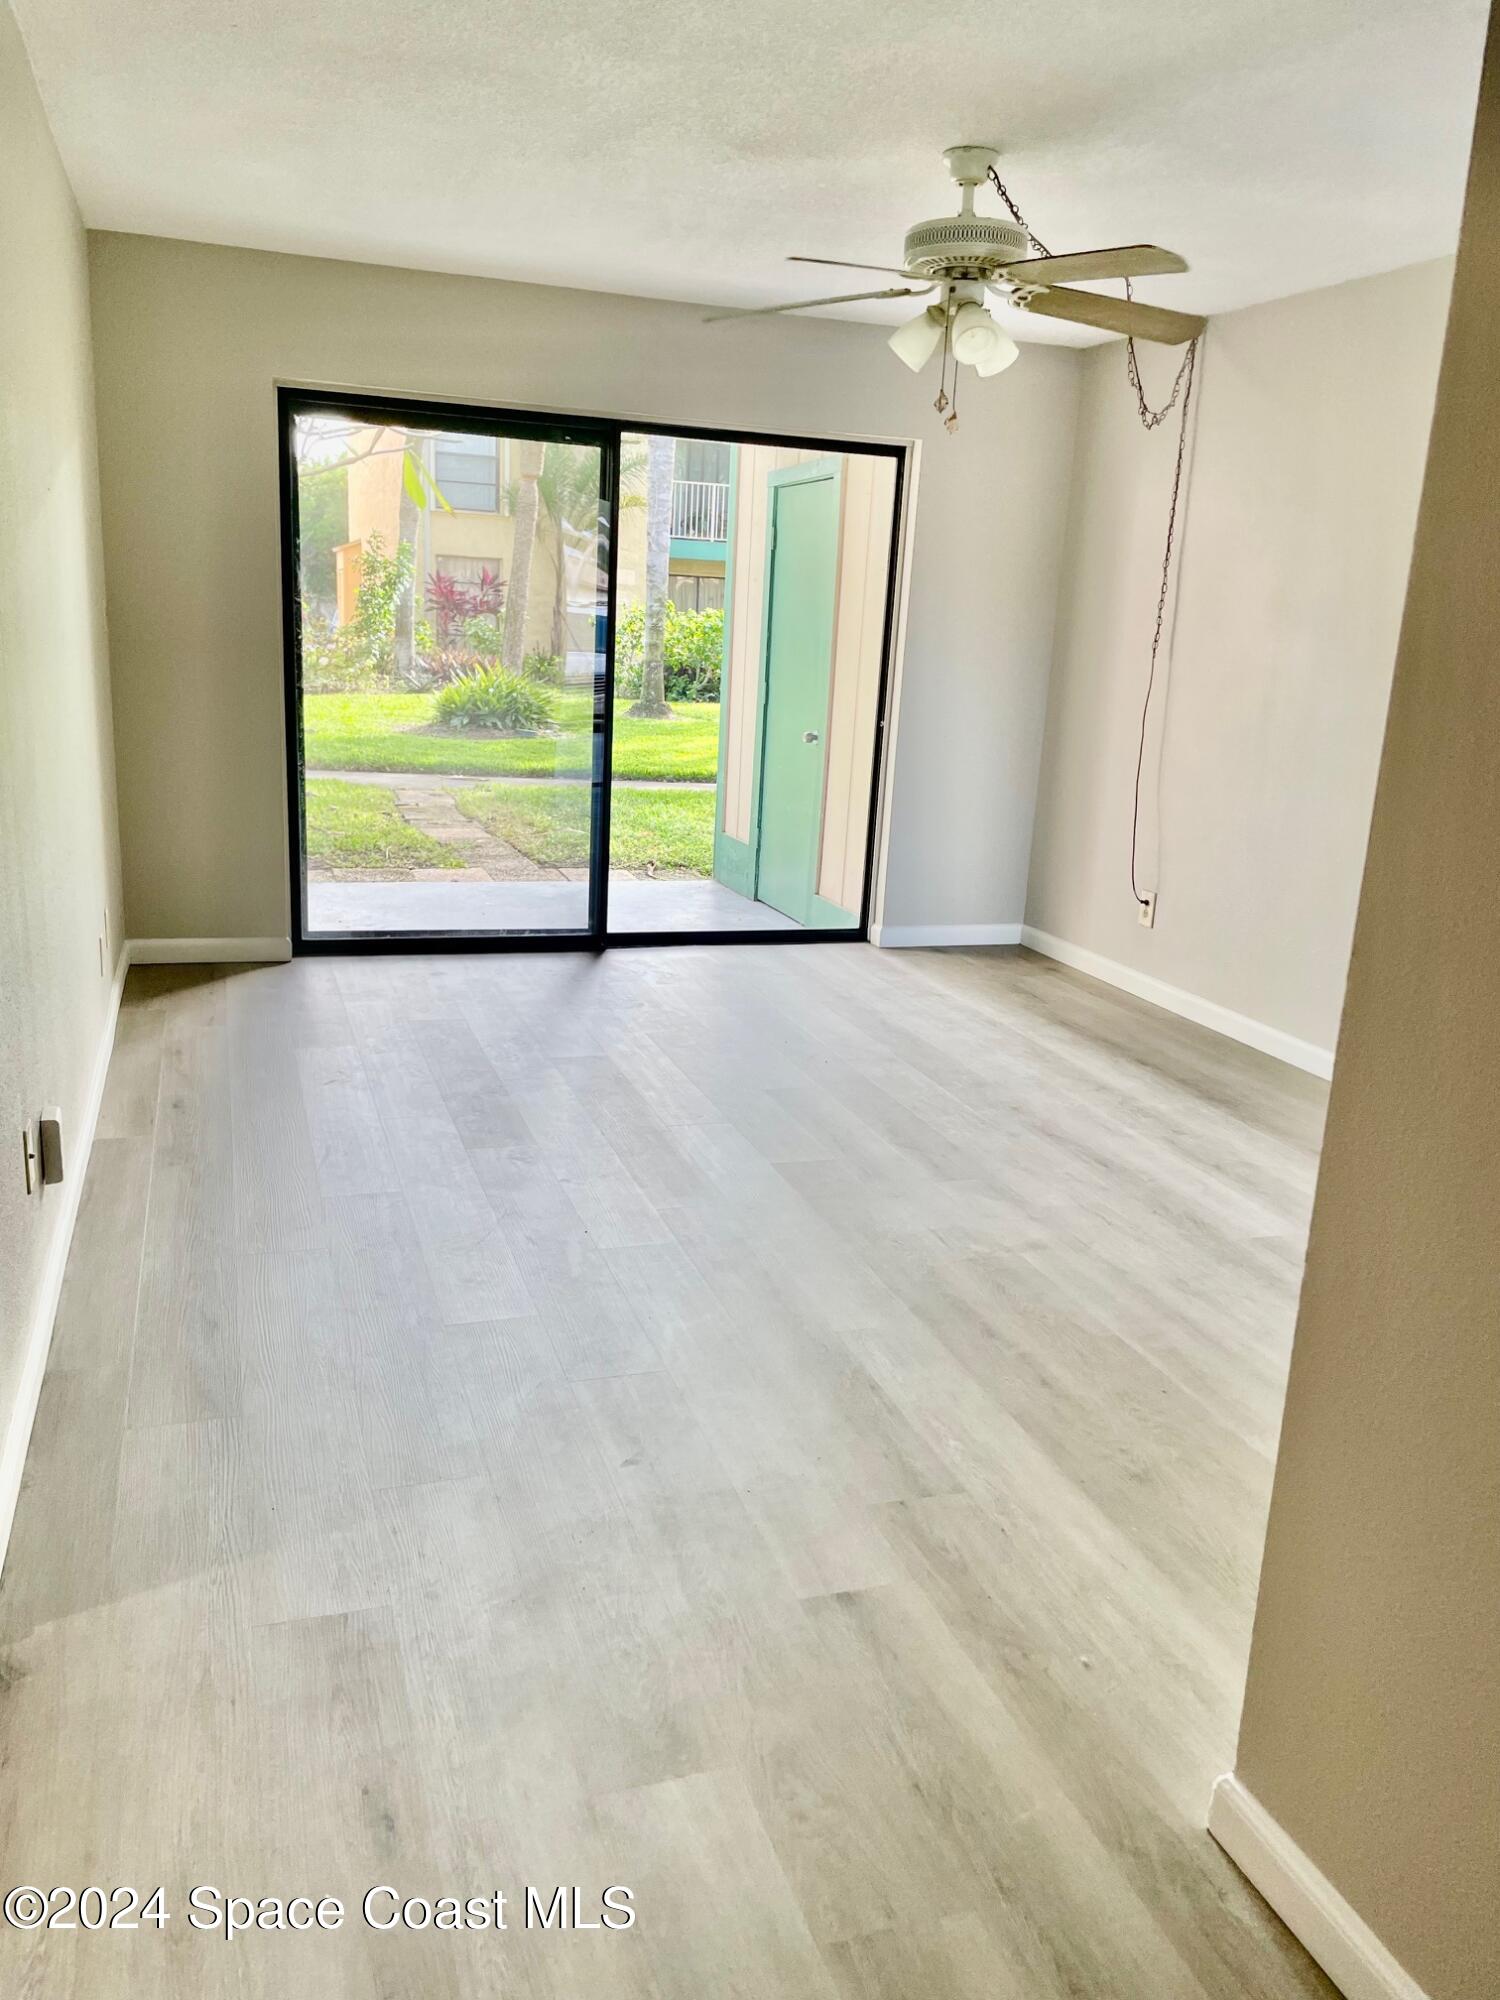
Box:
[301,611,381,692]
[432,668,556,734]
[422,632,565,693]
[420,648,485,687]
[300,533,414,689]
[613,601,724,702]
[521,649,565,686]
[462,616,506,662]
[458,623,563,684]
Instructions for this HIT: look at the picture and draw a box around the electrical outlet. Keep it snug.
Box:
[21,1125,38,1196]
[1138,893,1157,929]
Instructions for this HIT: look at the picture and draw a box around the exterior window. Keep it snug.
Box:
[668,571,726,614]
[432,432,498,511]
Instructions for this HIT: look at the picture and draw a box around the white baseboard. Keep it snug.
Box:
[0,949,129,1576]
[871,922,1024,949]
[126,936,292,964]
[1209,1776,1429,2000]
[1019,926,1335,1078]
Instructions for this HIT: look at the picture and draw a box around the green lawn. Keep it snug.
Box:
[457,783,715,876]
[302,690,720,783]
[304,778,463,871]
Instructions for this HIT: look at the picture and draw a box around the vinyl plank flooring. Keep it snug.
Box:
[0,945,1333,2000]
[322,1194,483,1486]
[0,1137,152,1638]
[513,1241,661,1380]
[91,998,166,1140]
[595,1768,841,2000]
[297,1039,404,1197]
[825,1911,1028,2000]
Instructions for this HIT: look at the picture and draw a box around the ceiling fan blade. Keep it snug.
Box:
[788,254,917,278]
[995,243,1188,286]
[703,286,931,324]
[1014,285,1206,344]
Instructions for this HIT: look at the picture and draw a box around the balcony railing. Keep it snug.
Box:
[671,478,729,543]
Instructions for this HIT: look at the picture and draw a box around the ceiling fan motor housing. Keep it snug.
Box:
[903,213,1030,280]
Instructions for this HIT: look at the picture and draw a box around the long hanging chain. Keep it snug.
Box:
[987,171,1054,258]
[986,166,1197,426]
[1128,337,1198,906]
[988,165,1202,908]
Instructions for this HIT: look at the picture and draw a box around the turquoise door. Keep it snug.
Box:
[755,464,841,925]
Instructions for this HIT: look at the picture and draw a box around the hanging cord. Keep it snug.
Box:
[1128,337,1198,907]
[989,166,1203,908]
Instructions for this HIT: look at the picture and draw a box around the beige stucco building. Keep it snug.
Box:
[334,426,730,661]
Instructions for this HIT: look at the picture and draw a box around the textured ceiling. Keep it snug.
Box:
[12,0,1489,345]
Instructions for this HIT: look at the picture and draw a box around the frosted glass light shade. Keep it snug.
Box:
[888,308,943,372]
[951,300,1003,366]
[975,331,1020,376]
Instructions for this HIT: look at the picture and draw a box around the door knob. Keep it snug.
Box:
[803,730,820,743]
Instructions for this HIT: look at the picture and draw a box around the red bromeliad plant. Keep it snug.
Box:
[425,572,475,645]
[425,566,506,649]
[469,566,504,620]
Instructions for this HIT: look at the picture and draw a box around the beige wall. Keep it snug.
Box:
[87,231,1079,942]
[1228,26,1500,1998]
[0,1,121,1542]
[1025,259,1453,1054]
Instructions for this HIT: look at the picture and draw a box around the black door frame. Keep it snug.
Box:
[277,386,907,955]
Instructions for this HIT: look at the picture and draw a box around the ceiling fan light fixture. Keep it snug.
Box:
[950,299,1007,369]
[887,304,944,372]
[974,329,1020,377]
[708,147,1200,429]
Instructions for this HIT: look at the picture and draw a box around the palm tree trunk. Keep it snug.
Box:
[503,439,543,669]
[551,525,567,659]
[394,435,420,683]
[628,433,675,718]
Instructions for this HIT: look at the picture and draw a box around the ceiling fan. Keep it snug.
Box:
[705,144,1205,409]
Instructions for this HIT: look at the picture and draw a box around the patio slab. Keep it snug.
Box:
[306,876,808,936]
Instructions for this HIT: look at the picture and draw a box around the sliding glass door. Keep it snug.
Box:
[281,390,905,952]
[283,394,614,944]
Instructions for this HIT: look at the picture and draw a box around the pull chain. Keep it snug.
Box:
[934,292,954,419]
[987,164,1203,908]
